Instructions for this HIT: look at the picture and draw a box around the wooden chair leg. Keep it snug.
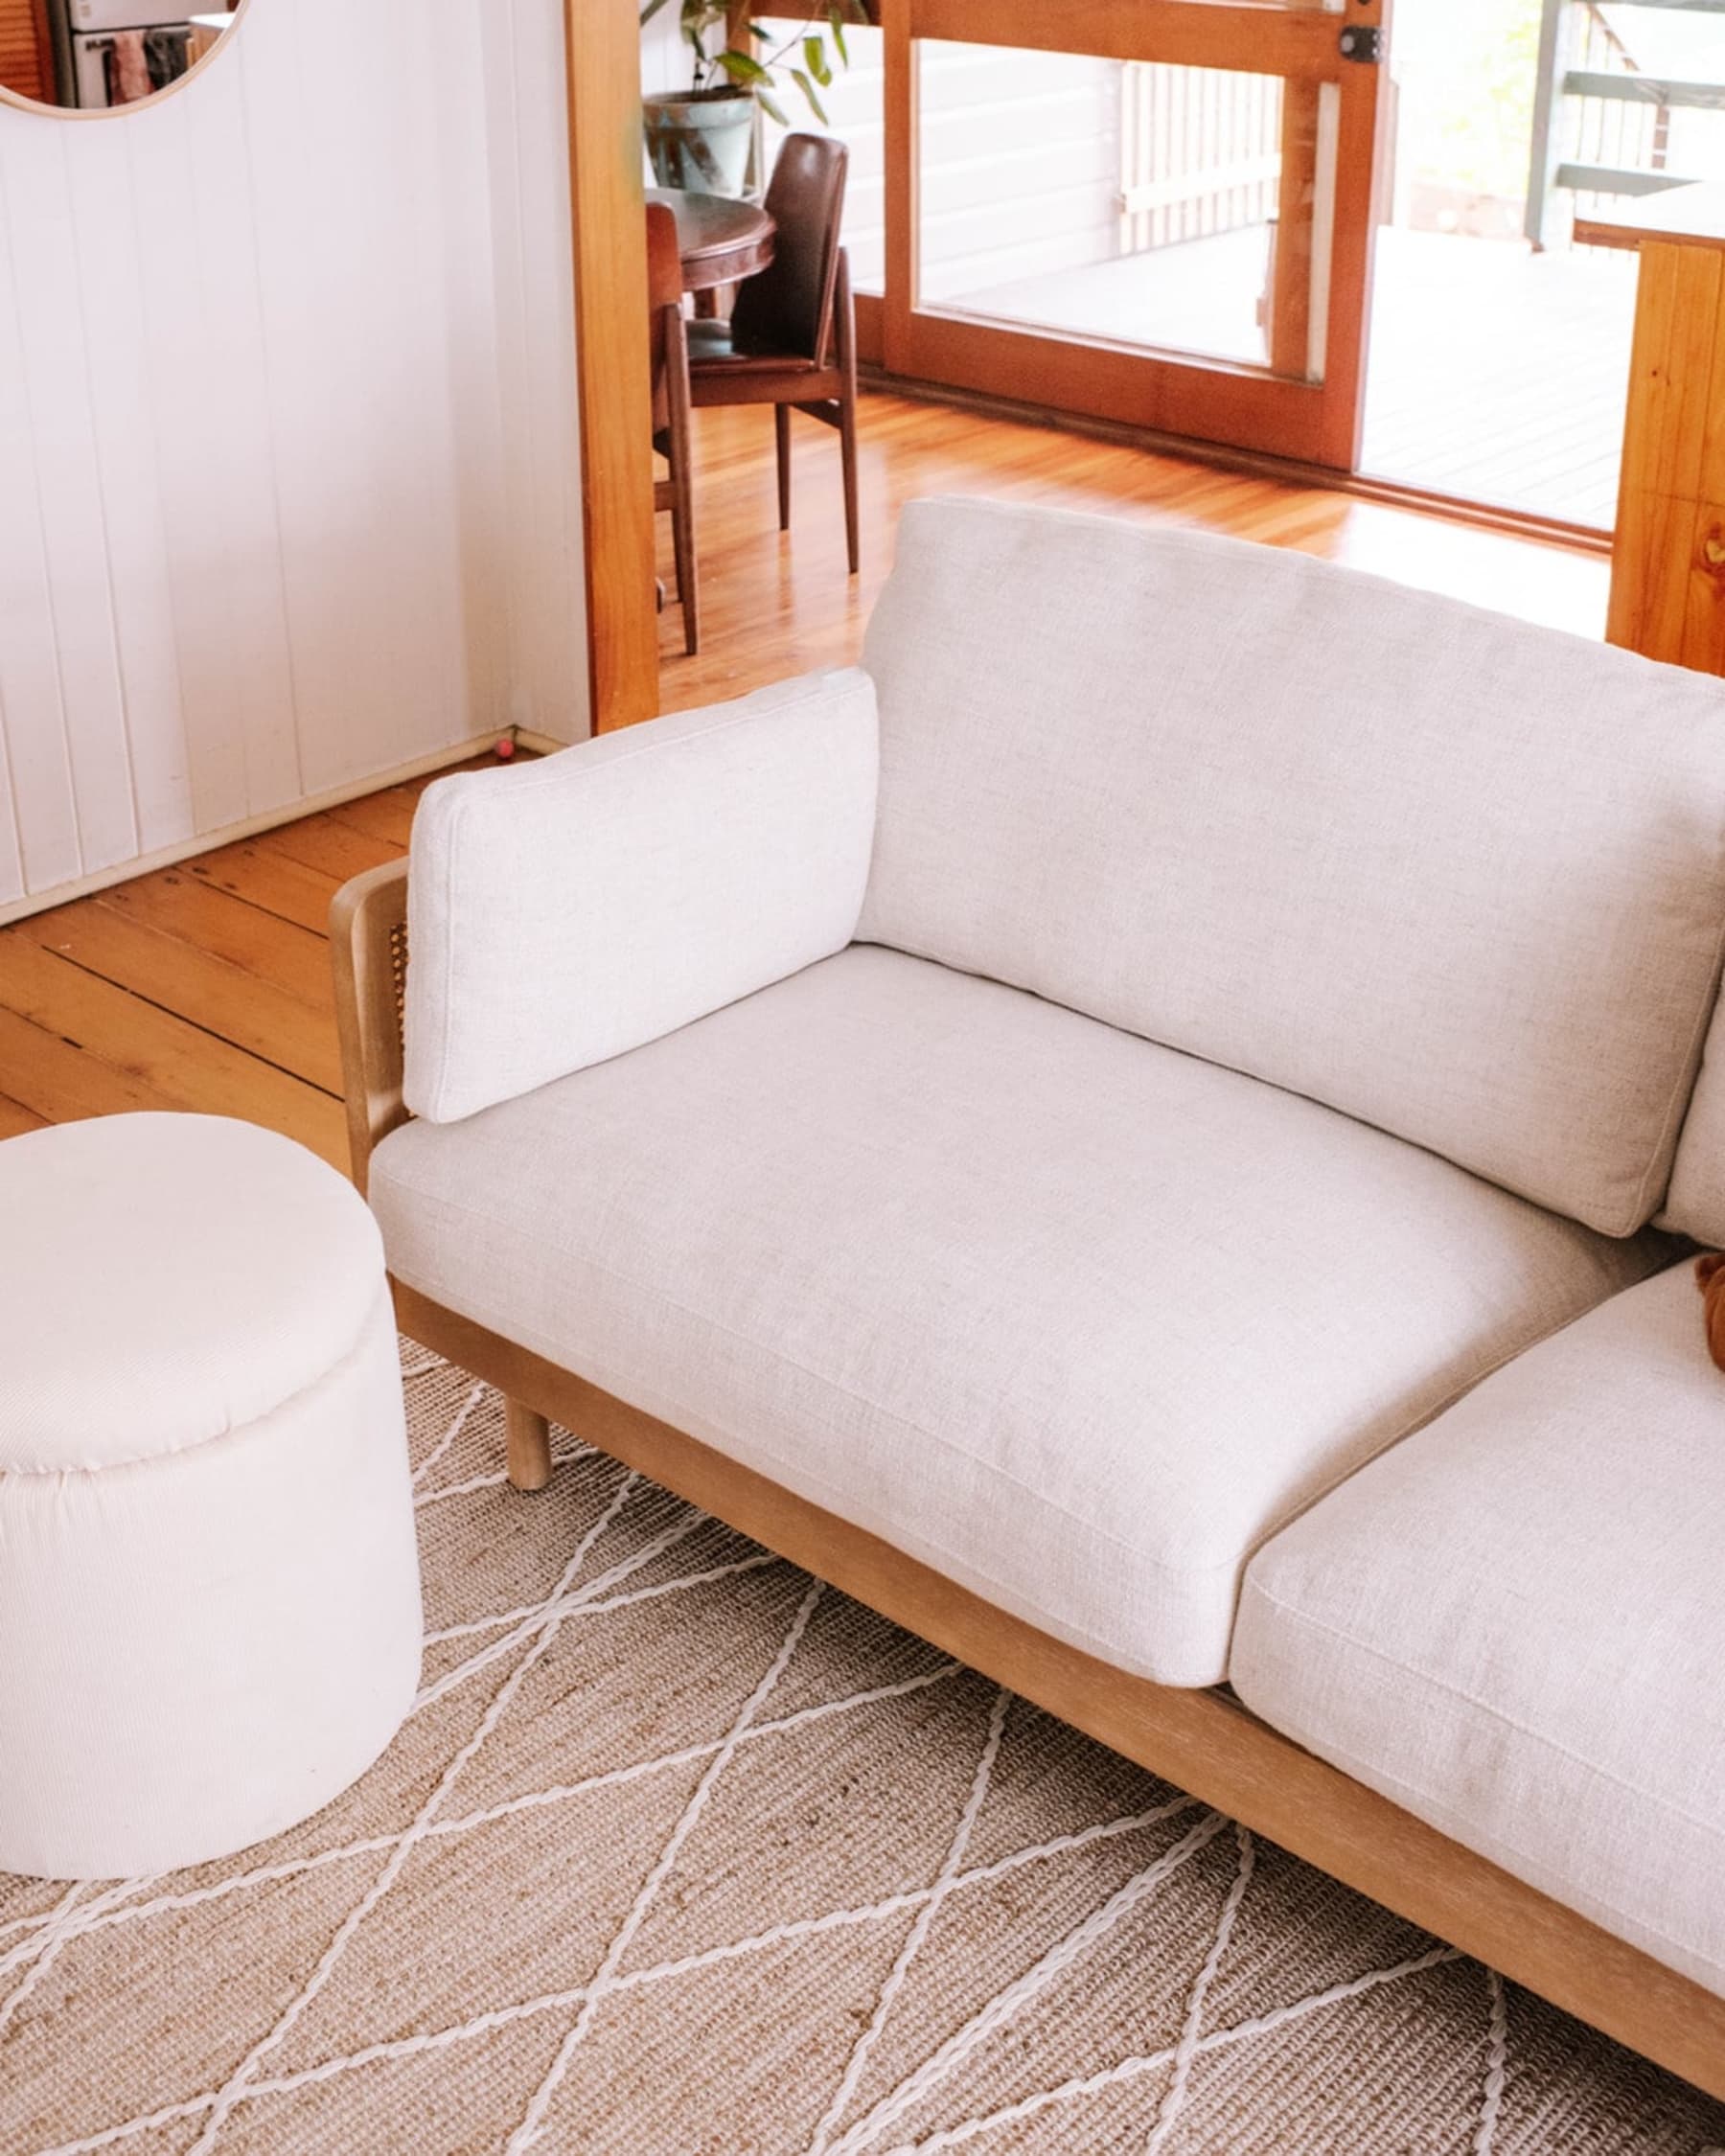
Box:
[665,310,700,654]
[836,253,860,576]
[839,392,860,578]
[774,403,793,531]
[505,1398,553,1492]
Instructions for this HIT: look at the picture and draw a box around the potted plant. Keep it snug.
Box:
[640,1,862,196]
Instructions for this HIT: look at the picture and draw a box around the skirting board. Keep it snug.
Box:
[0,727,577,928]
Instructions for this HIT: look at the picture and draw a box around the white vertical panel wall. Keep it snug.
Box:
[0,0,588,919]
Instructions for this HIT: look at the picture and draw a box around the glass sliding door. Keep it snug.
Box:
[877,0,1389,468]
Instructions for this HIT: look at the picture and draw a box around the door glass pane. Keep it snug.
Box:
[915,41,1335,380]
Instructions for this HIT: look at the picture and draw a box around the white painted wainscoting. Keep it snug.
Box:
[0,0,587,922]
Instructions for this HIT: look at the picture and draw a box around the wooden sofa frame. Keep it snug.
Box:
[333,854,1725,2105]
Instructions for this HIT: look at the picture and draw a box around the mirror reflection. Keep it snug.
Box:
[0,0,234,113]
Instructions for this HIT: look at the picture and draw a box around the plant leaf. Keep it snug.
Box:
[804,34,832,86]
[790,64,828,122]
[639,0,674,25]
[756,85,791,126]
[682,0,730,69]
[827,5,848,64]
[716,46,769,80]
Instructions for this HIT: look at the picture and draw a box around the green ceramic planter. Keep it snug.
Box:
[644,88,755,196]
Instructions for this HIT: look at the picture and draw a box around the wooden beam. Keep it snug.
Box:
[906,0,1349,78]
[567,0,660,730]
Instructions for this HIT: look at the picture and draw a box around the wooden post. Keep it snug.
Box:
[1264,0,1338,384]
[1606,239,1725,670]
[567,0,660,730]
[1269,83,1320,381]
[1577,189,1725,676]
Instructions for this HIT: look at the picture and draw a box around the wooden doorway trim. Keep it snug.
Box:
[566,0,660,731]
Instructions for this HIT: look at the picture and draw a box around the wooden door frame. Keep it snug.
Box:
[567,0,660,731]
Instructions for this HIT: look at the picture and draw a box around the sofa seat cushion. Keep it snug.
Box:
[1232,1265,1725,1996]
[370,948,1665,1687]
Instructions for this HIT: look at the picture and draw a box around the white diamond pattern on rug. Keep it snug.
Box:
[2,1345,1722,2156]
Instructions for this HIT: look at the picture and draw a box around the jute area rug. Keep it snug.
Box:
[5,1348,1724,2156]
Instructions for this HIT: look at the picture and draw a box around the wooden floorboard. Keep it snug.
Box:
[186,840,346,937]
[0,1088,49,1138]
[12,904,345,1095]
[0,936,347,1169]
[656,389,1610,709]
[0,1001,188,1128]
[99,869,334,1013]
[0,393,1609,1171]
[325,776,447,850]
[256,814,405,888]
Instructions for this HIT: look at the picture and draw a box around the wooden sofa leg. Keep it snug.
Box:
[505,1399,554,1492]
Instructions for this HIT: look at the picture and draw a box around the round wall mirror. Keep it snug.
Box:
[0,0,237,114]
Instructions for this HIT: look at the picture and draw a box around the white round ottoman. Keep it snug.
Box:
[0,1112,423,1880]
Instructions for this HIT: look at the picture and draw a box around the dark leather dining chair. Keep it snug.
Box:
[688,133,860,576]
[648,200,699,654]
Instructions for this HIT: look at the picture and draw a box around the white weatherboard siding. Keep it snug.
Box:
[915,44,1121,304]
[0,0,587,920]
[710,26,1121,304]
[640,10,686,94]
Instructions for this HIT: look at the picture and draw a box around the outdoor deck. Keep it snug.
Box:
[951,223,1640,530]
[1361,226,1637,529]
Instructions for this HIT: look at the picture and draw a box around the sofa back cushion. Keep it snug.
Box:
[857,497,1725,1236]
[404,670,878,1123]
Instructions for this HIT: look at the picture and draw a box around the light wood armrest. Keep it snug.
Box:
[330,859,411,1195]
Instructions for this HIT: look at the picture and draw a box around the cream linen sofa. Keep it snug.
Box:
[333,497,1725,2100]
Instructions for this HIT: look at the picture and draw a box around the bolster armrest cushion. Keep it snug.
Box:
[403,668,880,1122]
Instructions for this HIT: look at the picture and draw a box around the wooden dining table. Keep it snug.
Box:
[646,187,775,306]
